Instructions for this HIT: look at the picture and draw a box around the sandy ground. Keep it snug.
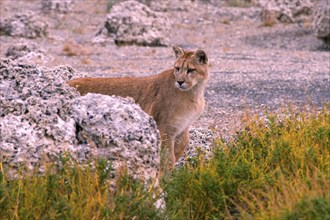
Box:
[1,0,329,139]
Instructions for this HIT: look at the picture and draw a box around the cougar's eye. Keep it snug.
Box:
[187,68,195,74]
[175,67,180,72]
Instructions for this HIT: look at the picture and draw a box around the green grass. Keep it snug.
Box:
[164,104,330,219]
[1,104,329,219]
[0,159,161,219]
[280,197,330,220]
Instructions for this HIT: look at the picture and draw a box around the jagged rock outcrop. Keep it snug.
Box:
[0,59,160,182]
[71,94,160,180]
[312,0,330,46]
[94,0,170,46]
[5,42,52,64]
[259,0,313,23]
[0,12,48,38]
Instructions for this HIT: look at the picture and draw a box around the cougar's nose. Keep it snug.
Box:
[177,81,184,86]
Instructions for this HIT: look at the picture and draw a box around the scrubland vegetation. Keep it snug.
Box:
[1,104,329,219]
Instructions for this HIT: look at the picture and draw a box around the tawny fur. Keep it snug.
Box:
[67,45,209,168]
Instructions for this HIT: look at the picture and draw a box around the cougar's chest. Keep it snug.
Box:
[174,97,205,135]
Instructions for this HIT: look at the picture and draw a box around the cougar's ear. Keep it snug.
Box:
[194,49,208,64]
[172,44,185,58]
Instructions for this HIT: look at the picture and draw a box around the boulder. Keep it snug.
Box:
[71,94,160,180]
[5,42,52,64]
[41,0,75,13]
[95,0,170,46]
[259,0,313,23]
[0,12,48,38]
[0,59,160,183]
[312,0,330,46]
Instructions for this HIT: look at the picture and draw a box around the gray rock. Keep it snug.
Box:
[71,94,160,180]
[0,12,48,38]
[5,42,52,64]
[0,60,79,176]
[41,0,75,13]
[0,59,160,183]
[259,0,313,23]
[143,0,194,12]
[175,127,216,167]
[0,60,77,117]
[95,0,170,46]
[312,0,330,45]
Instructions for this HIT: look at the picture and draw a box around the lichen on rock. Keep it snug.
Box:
[312,0,330,46]
[94,0,170,46]
[0,59,160,183]
[5,41,52,64]
[259,0,314,23]
[0,12,48,38]
[71,94,160,180]
[41,0,75,14]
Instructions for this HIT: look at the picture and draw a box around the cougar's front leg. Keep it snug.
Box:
[160,132,176,169]
[174,128,189,161]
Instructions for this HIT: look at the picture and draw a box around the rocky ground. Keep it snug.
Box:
[1,0,329,140]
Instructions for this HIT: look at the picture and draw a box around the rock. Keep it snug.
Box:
[71,94,160,180]
[107,0,195,12]
[0,59,160,184]
[312,0,330,46]
[259,0,314,23]
[0,60,77,118]
[95,0,170,46]
[175,127,216,167]
[5,42,52,64]
[0,60,79,175]
[0,12,48,38]
[144,0,194,12]
[41,0,75,13]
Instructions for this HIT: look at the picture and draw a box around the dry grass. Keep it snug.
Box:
[164,104,330,219]
[62,40,89,56]
[1,104,329,219]
[260,11,277,27]
[0,159,161,219]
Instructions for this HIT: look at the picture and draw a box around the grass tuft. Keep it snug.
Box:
[164,104,330,219]
[0,158,161,219]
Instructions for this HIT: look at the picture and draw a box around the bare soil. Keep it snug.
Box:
[1,0,329,139]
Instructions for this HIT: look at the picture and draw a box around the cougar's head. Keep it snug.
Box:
[172,44,208,92]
